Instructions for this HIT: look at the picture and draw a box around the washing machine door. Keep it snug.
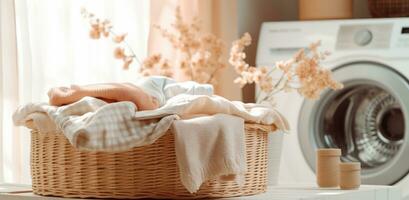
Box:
[299,62,409,185]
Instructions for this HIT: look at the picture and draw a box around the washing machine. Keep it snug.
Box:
[257,18,409,198]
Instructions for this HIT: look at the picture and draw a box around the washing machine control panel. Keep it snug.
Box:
[257,19,409,67]
[336,24,393,49]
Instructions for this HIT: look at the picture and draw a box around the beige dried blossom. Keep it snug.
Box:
[142,54,162,68]
[139,55,175,78]
[230,32,252,74]
[113,33,127,43]
[89,28,101,39]
[88,18,111,39]
[230,33,343,103]
[114,47,125,59]
[123,56,133,70]
[82,8,137,69]
[229,32,274,92]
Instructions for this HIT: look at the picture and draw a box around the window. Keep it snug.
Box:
[0,0,150,184]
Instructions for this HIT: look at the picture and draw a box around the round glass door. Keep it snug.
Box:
[299,62,409,185]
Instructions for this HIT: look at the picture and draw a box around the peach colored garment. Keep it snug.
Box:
[48,83,159,110]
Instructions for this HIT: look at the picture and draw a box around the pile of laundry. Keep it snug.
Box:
[13,76,288,193]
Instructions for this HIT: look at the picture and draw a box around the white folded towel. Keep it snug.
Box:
[164,81,213,99]
[136,76,214,106]
[135,76,176,106]
[172,114,246,193]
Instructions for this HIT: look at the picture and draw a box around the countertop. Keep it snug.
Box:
[0,183,401,200]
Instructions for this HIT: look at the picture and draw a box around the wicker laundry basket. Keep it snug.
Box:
[27,120,277,199]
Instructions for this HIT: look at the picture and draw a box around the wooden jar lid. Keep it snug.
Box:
[316,148,341,156]
[340,162,361,171]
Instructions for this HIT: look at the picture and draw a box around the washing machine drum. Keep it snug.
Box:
[299,62,409,185]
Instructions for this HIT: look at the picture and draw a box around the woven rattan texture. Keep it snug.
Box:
[368,0,409,17]
[30,123,274,199]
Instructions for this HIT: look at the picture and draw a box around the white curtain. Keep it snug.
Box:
[0,0,150,184]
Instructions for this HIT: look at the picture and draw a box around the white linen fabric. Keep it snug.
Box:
[173,114,247,193]
[13,94,289,152]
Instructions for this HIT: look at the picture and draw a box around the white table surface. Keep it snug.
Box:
[224,184,401,200]
[0,183,401,200]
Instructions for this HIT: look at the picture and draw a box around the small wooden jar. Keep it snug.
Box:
[340,162,361,190]
[316,148,341,187]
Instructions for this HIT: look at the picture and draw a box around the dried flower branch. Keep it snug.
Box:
[82,7,342,106]
[81,8,140,69]
[230,33,343,104]
[82,7,227,85]
[140,7,227,85]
